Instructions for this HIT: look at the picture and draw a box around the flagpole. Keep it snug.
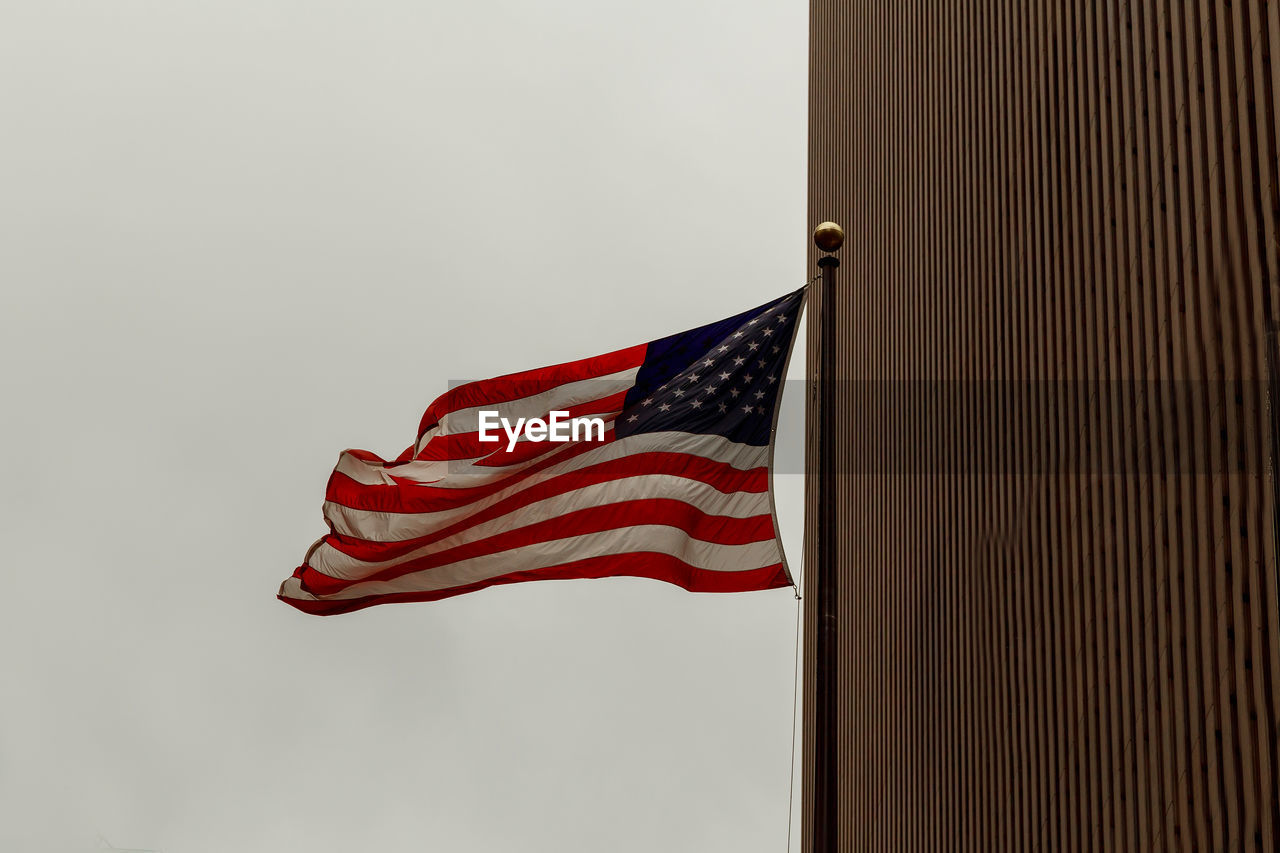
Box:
[812,221,844,853]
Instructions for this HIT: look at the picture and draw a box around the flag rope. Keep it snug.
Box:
[786,587,803,853]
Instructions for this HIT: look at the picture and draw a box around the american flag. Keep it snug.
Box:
[279,287,805,615]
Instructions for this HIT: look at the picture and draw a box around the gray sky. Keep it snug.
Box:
[0,2,808,851]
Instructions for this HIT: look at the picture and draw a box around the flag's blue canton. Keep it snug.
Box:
[616,288,805,447]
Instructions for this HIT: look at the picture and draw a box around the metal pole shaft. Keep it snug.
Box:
[814,254,840,853]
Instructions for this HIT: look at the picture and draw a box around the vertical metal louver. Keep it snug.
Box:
[804,2,1280,849]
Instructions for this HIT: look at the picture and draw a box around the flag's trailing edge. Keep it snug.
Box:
[279,287,806,615]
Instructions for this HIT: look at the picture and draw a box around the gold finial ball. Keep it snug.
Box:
[813,221,845,253]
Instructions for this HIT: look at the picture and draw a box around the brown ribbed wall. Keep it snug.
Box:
[804,1,1280,850]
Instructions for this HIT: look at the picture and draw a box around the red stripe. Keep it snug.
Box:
[331,437,605,508]
[281,554,790,616]
[414,345,646,441]
[302,499,778,595]
[325,450,768,515]
[327,459,769,563]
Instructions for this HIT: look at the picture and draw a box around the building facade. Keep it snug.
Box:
[804,2,1280,849]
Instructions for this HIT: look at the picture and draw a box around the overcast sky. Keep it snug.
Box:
[0,2,808,851]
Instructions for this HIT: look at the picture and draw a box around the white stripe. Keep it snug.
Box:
[335,366,639,488]
[334,421,618,488]
[326,431,769,541]
[334,451,409,487]
[419,421,619,485]
[281,525,783,602]
[312,477,773,580]
[416,367,640,450]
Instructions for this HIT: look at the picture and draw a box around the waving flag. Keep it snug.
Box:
[279,288,805,615]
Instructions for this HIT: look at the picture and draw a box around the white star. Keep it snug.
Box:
[658,384,667,390]
[733,357,746,366]
[642,398,653,406]
[717,402,728,413]
[767,374,777,384]
[703,359,715,368]
[719,371,731,381]
[706,384,718,394]
[742,404,755,414]
[754,390,766,400]
[762,327,774,336]
[748,317,759,325]
[748,341,760,351]
[718,345,730,353]
[688,373,700,383]
[743,373,753,382]
[659,403,671,412]
[627,414,638,423]
[674,388,685,397]
[690,399,703,409]
[732,331,744,338]
[771,346,781,354]
[730,388,740,398]
[758,359,767,368]
[776,314,788,323]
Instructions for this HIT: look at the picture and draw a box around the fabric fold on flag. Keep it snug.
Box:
[280,287,805,615]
